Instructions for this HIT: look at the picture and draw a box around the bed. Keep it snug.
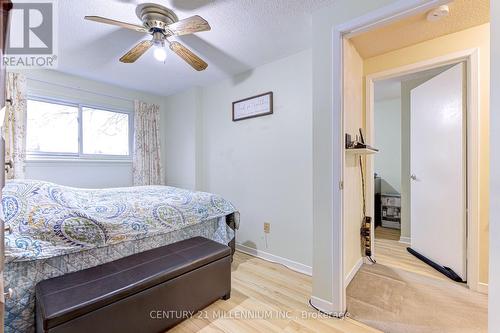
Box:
[1,179,239,333]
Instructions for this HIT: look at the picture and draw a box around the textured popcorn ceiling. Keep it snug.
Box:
[350,0,490,59]
[55,0,333,96]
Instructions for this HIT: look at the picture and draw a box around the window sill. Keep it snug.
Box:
[26,157,133,164]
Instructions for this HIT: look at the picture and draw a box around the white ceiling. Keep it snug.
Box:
[56,0,333,96]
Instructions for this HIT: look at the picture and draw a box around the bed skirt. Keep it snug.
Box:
[4,215,237,333]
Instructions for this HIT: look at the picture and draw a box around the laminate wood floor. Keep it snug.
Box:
[170,251,381,333]
[171,228,486,332]
[374,227,448,280]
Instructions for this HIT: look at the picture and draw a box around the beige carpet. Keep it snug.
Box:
[347,263,488,333]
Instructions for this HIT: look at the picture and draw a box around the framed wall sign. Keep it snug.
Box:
[232,91,273,121]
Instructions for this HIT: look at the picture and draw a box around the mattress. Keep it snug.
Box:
[5,218,234,333]
[1,179,238,332]
[2,180,236,262]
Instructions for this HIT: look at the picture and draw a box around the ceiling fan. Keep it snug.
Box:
[84,3,210,71]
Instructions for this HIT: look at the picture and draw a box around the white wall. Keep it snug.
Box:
[374,98,401,193]
[18,70,166,188]
[311,0,395,308]
[25,160,133,189]
[164,50,313,268]
[164,87,202,190]
[489,0,499,330]
[343,39,364,282]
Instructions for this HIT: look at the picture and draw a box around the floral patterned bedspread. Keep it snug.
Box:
[2,179,236,262]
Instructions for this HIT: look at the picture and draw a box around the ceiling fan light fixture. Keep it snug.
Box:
[85,4,210,70]
[153,46,167,62]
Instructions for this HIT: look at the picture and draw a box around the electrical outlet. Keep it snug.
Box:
[264,222,270,234]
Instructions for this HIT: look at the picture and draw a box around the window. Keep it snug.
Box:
[82,107,130,156]
[27,98,132,159]
[26,100,79,154]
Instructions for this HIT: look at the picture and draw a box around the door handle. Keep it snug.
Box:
[410,174,418,181]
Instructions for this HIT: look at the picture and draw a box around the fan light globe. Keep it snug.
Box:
[154,47,167,62]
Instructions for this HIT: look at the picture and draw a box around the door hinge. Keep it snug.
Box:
[339,181,344,190]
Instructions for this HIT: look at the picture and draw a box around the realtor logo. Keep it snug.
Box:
[3,0,58,68]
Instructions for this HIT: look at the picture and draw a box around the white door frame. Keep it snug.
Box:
[329,0,455,315]
[365,49,480,291]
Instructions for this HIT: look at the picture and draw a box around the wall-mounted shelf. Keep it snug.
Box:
[345,147,378,156]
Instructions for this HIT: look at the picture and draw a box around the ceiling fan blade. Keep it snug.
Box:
[84,16,148,33]
[120,40,153,63]
[167,15,211,36]
[169,41,208,71]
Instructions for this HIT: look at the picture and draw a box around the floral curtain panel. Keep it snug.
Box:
[133,100,164,186]
[3,72,26,179]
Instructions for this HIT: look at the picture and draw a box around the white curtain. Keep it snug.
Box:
[3,72,27,179]
[133,100,164,186]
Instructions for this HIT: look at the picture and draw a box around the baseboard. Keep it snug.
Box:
[236,243,312,276]
[309,296,347,318]
[399,236,411,245]
[477,282,488,294]
[345,257,363,287]
[310,296,336,315]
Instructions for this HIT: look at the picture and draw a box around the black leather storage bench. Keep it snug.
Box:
[35,237,231,333]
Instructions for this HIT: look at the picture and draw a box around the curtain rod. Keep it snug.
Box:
[26,77,136,104]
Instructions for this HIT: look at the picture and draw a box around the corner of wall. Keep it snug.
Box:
[489,1,500,330]
[193,86,204,191]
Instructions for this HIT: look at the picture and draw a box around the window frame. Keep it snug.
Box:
[26,95,134,161]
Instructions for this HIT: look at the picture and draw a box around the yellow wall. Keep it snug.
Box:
[343,39,365,281]
[364,23,490,283]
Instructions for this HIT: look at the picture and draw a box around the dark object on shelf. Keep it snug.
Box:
[359,128,365,144]
[345,129,379,152]
[345,133,353,148]
[407,247,465,283]
[35,237,232,333]
[351,142,379,151]
[346,140,379,153]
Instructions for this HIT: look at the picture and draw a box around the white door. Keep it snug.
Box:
[410,63,466,280]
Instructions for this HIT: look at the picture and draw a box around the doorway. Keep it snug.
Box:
[335,1,490,331]
[325,0,490,324]
[365,51,480,288]
[372,62,467,282]
[345,46,486,333]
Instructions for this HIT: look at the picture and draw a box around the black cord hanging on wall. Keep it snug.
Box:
[358,128,375,263]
